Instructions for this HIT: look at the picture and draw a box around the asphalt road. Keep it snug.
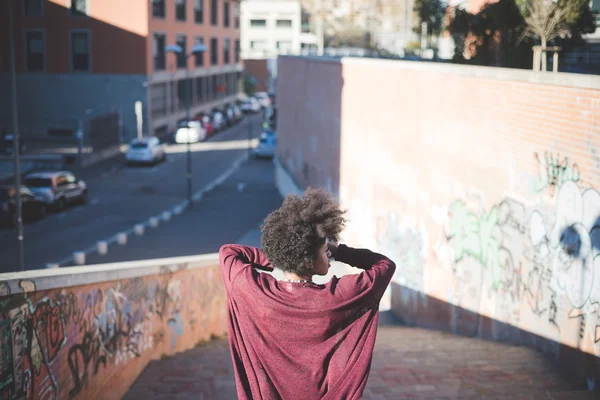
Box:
[0,117,264,272]
[83,156,283,266]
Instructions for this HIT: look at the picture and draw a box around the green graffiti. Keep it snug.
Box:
[448,201,503,288]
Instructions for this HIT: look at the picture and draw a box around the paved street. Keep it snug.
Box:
[0,117,264,272]
[83,154,283,265]
[124,312,596,400]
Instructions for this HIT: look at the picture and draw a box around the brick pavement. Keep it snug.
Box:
[123,312,596,399]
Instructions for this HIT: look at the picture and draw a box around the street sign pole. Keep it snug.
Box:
[8,0,25,271]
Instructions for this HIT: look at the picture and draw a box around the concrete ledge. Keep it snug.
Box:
[0,252,220,293]
[279,55,600,90]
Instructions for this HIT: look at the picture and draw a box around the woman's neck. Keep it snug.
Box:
[282,271,312,282]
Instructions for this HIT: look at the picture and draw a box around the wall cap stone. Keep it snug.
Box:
[0,253,220,294]
[279,55,600,90]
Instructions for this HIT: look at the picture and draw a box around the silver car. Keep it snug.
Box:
[24,171,88,212]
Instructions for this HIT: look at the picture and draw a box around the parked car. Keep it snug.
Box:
[211,110,226,131]
[223,105,236,127]
[24,171,87,212]
[175,120,207,144]
[0,186,47,227]
[240,97,261,113]
[232,104,244,122]
[254,92,271,108]
[195,113,215,136]
[126,137,166,165]
[254,130,276,159]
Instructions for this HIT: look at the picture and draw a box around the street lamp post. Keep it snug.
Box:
[166,43,206,207]
[8,0,25,271]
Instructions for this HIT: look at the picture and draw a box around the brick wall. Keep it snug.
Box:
[0,256,228,399]
[276,56,600,389]
[243,59,270,93]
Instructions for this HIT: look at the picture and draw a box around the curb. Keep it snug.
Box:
[50,152,250,268]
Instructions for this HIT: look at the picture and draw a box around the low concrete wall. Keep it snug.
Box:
[0,254,228,399]
[276,55,600,390]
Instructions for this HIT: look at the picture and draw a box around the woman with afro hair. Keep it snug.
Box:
[219,188,396,400]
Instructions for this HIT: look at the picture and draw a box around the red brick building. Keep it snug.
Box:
[0,0,242,140]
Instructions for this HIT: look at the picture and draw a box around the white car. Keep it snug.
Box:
[126,137,166,165]
[175,121,207,143]
[254,92,271,108]
[240,98,261,113]
[211,111,226,131]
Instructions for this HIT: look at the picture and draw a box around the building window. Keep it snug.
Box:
[176,34,187,68]
[25,30,44,72]
[177,79,186,110]
[234,39,239,63]
[23,0,43,16]
[276,40,292,53]
[234,2,239,28]
[153,33,166,71]
[223,0,230,27]
[151,83,167,118]
[211,0,218,25]
[70,0,89,16]
[195,77,204,103]
[194,0,203,23]
[70,31,90,71]
[211,75,218,99]
[211,37,218,65]
[223,38,230,64]
[250,40,267,50]
[176,0,186,21]
[207,74,214,100]
[276,19,292,28]
[194,37,204,66]
[152,0,165,17]
[250,19,266,27]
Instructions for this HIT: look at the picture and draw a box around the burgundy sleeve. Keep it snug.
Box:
[219,244,273,293]
[333,244,396,302]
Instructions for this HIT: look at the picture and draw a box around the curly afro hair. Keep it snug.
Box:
[261,187,346,274]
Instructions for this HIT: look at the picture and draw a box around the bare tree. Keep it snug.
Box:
[519,0,568,71]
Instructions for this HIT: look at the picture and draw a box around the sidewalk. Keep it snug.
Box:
[124,312,595,399]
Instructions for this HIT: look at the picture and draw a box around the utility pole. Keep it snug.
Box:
[8,0,25,271]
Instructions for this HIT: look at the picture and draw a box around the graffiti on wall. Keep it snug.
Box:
[534,151,581,195]
[0,265,224,399]
[440,179,600,355]
[376,212,427,292]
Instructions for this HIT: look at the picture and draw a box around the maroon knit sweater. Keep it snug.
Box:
[219,244,396,400]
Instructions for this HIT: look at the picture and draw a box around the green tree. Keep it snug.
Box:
[516,0,596,46]
[414,0,446,36]
[447,0,531,67]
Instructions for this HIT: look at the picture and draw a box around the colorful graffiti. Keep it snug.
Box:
[534,151,581,195]
[441,180,600,354]
[0,264,226,399]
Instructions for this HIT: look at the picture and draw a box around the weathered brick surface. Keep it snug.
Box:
[125,315,596,399]
[0,261,228,400]
[276,56,600,390]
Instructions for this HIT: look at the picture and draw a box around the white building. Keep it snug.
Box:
[241,0,303,59]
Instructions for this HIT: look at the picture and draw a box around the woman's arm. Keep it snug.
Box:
[219,244,273,293]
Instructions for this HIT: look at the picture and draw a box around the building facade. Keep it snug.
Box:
[240,0,301,59]
[0,0,242,142]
